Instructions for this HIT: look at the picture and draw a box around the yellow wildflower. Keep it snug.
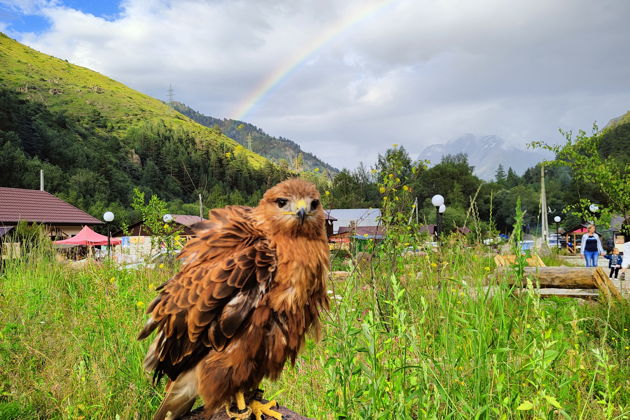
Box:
[314,168,320,172]
[148,283,155,290]
[109,277,115,283]
[158,263,165,269]
[225,152,232,158]
[388,174,394,178]
[363,234,369,238]
[403,185,409,191]
[431,262,437,268]
[325,191,331,196]
[396,178,400,183]
[136,301,145,308]
[484,267,491,271]
[379,186,386,194]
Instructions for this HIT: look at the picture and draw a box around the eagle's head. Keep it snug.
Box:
[256,178,326,238]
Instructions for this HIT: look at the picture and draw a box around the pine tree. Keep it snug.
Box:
[495,164,506,184]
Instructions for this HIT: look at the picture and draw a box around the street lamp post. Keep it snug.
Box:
[431,194,445,239]
[103,211,114,260]
[554,215,561,251]
[439,204,446,237]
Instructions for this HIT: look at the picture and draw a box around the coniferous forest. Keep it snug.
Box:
[0,88,291,226]
[1,32,628,236]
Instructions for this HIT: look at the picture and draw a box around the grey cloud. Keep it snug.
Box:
[4,0,630,170]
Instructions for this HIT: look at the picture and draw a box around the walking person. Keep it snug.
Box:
[580,224,604,267]
[604,248,623,278]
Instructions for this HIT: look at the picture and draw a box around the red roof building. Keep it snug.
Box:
[113,214,208,238]
[0,187,102,237]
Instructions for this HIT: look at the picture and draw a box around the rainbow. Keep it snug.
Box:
[230,0,397,121]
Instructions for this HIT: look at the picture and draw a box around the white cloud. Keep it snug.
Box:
[3,0,630,170]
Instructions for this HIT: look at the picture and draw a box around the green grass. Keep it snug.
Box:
[0,33,267,168]
[1,240,628,419]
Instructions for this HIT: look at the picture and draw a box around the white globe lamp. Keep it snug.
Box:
[431,194,444,207]
[103,211,114,222]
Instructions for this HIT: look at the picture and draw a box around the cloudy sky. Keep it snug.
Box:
[1,0,629,170]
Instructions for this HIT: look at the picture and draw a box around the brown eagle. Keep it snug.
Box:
[138,179,330,420]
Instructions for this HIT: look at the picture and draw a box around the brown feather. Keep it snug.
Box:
[139,179,330,418]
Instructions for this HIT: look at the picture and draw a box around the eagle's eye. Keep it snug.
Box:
[311,200,320,210]
[275,198,288,208]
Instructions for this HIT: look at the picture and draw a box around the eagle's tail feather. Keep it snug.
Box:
[151,368,198,420]
[143,332,161,372]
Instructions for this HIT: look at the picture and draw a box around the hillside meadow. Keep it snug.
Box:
[0,235,628,420]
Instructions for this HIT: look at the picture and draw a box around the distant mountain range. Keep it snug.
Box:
[605,109,630,128]
[420,134,553,180]
[171,102,338,175]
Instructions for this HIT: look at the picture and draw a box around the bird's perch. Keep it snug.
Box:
[496,266,623,300]
[180,401,314,420]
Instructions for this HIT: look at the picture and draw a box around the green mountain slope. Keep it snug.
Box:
[601,111,630,164]
[171,102,338,175]
[605,110,630,129]
[0,33,266,167]
[0,34,289,226]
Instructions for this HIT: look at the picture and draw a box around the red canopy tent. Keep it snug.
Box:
[570,227,589,234]
[54,225,121,246]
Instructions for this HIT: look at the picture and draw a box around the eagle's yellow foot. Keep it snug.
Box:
[226,391,252,419]
[250,399,282,420]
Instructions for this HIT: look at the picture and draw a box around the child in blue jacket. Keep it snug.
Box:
[604,248,623,278]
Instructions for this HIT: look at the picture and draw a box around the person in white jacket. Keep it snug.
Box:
[621,237,629,280]
[581,224,604,267]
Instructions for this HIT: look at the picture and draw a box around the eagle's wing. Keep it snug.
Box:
[138,205,276,382]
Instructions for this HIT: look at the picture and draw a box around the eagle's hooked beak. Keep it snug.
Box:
[296,199,307,225]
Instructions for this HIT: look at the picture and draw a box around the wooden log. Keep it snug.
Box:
[497,266,624,301]
[513,288,599,300]
[593,267,623,300]
[494,254,546,267]
[498,267,599,289]
[180,401,313,420]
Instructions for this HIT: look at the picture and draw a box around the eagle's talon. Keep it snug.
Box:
[250,399,282,420]
[225,404,252,420]
[226,391,253,419]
